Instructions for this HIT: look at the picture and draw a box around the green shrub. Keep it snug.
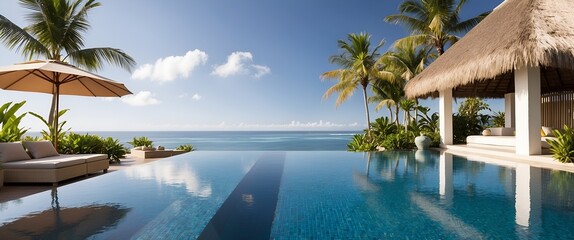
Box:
[347,133,377,152]
[102,137,127,163]
[56,133,126,163]
[491,111,505,127]
[547,126,574,163]
[129,136,153,148]
[176,144,195,152]
[381,131,415,150]
[59,133,103,154]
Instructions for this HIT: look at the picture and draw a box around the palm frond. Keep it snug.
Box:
[66,47,136,72]
[0,14,49,58]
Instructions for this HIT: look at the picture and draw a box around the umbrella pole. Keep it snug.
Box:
[52,84,60,150]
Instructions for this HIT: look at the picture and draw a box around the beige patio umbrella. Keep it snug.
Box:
[0,60,132,148]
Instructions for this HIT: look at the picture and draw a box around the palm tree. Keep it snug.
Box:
[385,0,490,55]
[0,0,136,125]
[372,41,431,127]
[321,32,394,134]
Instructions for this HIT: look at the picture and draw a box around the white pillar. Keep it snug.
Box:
[439,151,453,204]
[515,164,541,230]
[514,66,542,155]
[504,93,515,128]
[439,89,453,147]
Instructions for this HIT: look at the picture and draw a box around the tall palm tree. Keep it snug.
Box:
[0,0,136,125]
[385,0,490,55]
[321,33,393,134]
[372,41,431,127]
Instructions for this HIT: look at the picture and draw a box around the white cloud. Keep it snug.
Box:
[212,52,271,78]
[191,94,202,101]
[121,91,161,106]
[132,49,208,83]
[177,93,188,99]
[252,64,271,78]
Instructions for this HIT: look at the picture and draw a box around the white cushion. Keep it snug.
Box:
[22,141,59,159]
[487,128,515,136]
[542,126,555,137]
[0,142,32,162]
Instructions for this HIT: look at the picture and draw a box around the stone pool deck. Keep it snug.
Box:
[0,154,164,204]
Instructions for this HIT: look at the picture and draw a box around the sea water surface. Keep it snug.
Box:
[28,131,359,151]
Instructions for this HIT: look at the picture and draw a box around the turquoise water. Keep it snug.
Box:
[28,131,359,150]
[1,151,573,239]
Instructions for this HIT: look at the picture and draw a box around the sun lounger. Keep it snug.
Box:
[0,141,109,185]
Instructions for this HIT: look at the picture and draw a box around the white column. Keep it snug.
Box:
[514,66,542,155]
[439,89,453,147]
[515,164,541,230]
[439,151,453,204]
[504,93,516,128]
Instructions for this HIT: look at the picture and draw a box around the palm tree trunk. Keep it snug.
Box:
[388,106,393,122]
[362,85,371,135]
[395,105,400,127]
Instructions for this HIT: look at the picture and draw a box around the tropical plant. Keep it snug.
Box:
[347,134,376,152]
[102,137,127,163]
[59,132,103,154]
[176,144,195,152]
[417,106,439,134]
[0,0,136,129]
[29,109,70,146]
[129,137,153,148]
[371,40,431,127]
[321,32,394,134]
[370,117,398,138]
[56,133,126,163]
[385,0,490,55]
[0,101,28,142]
[452,98,491,143]
[491,111,505,127]
[381,130,416,150]
[547,126,574,163]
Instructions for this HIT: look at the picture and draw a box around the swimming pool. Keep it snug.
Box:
[0,151,573,239]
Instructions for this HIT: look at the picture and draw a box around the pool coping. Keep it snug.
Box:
[442,145,574,173]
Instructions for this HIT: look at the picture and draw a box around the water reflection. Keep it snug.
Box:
[0,188,130,239]
[439,151,453,204]
[361,150,574,238]
[124,161,212,198]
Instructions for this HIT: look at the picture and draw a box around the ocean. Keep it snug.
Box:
[27,131,359,151]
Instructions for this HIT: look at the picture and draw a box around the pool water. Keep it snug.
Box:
[0,151,573,239]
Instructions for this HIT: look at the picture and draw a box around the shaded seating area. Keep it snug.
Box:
[0,141,109,185]
[404,0,574,156]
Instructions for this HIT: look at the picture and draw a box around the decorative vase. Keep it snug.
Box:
[414,135,431,150]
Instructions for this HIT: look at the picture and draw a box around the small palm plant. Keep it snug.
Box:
[29,109,70,146]
[176,144,195,152]
[547,125,574,163]
[128,137,153,148]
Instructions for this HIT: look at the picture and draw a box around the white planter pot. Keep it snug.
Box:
[414,135,431,150]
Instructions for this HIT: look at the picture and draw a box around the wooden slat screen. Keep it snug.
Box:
[541,91,574,128]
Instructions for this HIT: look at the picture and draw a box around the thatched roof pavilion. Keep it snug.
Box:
[405,0,574,99]
[403,0,574,156]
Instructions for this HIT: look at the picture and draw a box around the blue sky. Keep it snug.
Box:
[0,0,503,131]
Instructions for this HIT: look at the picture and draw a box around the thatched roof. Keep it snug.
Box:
[404,0,574,99]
